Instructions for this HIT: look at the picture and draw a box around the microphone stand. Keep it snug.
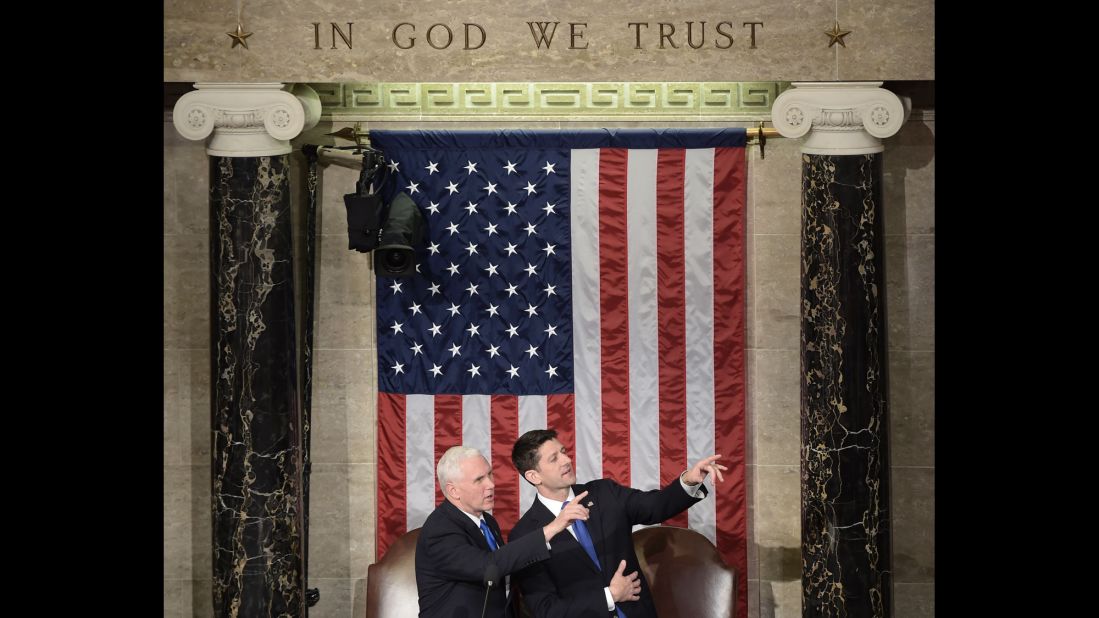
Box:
[481,564,500,618]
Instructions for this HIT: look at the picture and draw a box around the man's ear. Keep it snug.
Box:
[444,482,458,501]
[524,469,540,486]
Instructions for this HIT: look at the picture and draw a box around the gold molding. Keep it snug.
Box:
[308,82,791,121]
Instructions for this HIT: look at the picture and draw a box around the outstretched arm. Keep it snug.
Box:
[421,521,549,583]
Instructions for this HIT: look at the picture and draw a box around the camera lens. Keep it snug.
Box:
[381,249,411,274]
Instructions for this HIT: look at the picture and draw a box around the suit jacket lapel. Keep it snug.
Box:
[531,487,602,576]
[443,500,492,551]
[483,512,504,548]
[571,482,608,573]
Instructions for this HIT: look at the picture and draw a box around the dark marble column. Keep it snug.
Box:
[773,82,906,618]
[208,153,304,616]
[174,83,320,618]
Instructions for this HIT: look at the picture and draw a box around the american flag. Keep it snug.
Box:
[371,129,747,616]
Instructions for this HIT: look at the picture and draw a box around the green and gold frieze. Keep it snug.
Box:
[308,82,791,121]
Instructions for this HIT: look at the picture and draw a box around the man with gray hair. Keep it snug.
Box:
[416,445,591,618]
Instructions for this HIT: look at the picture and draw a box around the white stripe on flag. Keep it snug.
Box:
[518,396,548,510]
[684,148,717,543]
[627,149,660,492]
[570,148,603,482]
[406,394,436,530]
[462,395,492,465]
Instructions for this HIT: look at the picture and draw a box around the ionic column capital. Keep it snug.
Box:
[172,83,321,157]
[772,82,909,155]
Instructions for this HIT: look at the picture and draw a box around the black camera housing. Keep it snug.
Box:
[375,192,425,278]
[343,193,382,252]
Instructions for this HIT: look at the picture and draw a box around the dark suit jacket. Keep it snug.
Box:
[508,479,706,618]
[416,499,551,618]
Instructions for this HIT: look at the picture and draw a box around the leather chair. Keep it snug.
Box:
[365,527,422,618]
[632,525,737,618]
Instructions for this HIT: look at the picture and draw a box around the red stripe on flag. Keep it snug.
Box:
[377,392,407,560]
[547,393,576,464]
[434,395,463,506]
[598,148,631,485]
[490,395,520,537]
[712,146,748,618]
[656,149,689,529]
[597,146,633,483]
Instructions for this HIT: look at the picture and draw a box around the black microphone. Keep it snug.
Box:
[480,564,500,618]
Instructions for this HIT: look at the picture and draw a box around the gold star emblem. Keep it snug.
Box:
[824,22,852,48]
[227,23,253,49]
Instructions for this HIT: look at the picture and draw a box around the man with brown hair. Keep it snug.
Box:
[508,429,725,618]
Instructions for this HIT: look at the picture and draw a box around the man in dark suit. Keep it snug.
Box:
[507,429,726,618]
[416,445,592,618]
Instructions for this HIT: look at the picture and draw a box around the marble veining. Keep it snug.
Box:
[800,153,891,617]
[210,155,305,617]
[300,152,320,604]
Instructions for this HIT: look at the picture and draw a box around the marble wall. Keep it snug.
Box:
[163,112,934,617]
[163,0,933,83]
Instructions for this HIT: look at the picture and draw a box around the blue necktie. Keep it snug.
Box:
[479,519,499,551]
[563,500,627,618]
